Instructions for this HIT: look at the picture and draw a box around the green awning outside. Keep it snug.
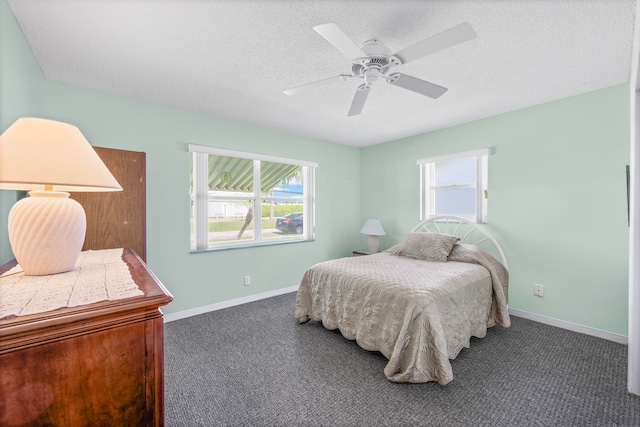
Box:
[207,155,301,192]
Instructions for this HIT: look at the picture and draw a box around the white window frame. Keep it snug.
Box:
[189,144,317,252]
[417,148,492,223]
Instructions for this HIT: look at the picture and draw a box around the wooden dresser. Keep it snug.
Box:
[0,249,172,427]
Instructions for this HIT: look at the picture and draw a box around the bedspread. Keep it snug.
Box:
[295,245,509,384]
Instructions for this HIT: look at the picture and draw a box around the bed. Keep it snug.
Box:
[295,215,510,385]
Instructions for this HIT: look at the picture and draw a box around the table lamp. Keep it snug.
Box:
[360,218,385,253]
[0,118,122,276]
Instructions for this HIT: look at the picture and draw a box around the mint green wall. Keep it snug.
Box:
[362,84,630,335]
[48,89,361,314]
[0,1,44,263]
[39,87,361,314]
[0,1,43,125]
[0,1,37,263]
[0,2,361,314]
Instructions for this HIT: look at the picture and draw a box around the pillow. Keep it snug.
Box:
[391,232,459,262]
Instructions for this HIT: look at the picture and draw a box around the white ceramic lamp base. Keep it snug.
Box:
[8,191,86,276]
[367,235,380,253]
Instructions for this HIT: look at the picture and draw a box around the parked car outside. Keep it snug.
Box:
[275,212,303,234]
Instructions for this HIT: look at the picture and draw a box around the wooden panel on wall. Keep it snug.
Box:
[71,147,146,261]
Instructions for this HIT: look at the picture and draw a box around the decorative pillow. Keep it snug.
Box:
[391,232,459,262]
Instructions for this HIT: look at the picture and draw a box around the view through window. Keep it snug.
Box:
[189,145,316,251]
[418,148,491,223]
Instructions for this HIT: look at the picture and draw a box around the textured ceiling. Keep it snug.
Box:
[6,0,637,148]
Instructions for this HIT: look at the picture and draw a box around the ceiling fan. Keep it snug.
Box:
[284,22,476,116]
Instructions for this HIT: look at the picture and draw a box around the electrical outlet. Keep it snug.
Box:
[244,275,251,286]
[534,283,544,297]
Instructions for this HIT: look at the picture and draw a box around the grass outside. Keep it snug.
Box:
[209,218,276,232]
[189,217,299,245]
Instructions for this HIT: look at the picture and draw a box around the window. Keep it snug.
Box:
[418,148,491,223]
[189,144,316,251]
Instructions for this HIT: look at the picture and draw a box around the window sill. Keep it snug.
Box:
[190,237,316,253]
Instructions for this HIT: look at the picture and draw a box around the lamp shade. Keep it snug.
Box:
[0,118,122,192]
[0,118,122,275]
[360,218,385,236]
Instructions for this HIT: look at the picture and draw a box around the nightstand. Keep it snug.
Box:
[352,250,373,256]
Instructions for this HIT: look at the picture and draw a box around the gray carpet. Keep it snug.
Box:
[164,292,640,426]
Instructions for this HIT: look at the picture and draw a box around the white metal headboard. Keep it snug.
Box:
[411,215,508,269]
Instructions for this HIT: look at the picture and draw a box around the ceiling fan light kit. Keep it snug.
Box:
[284,22,477,116]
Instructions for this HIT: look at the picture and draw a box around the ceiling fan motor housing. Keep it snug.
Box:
[351,41,394,87]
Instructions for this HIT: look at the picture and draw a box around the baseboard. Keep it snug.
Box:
[163,285,299,323]
[508,308,628,345]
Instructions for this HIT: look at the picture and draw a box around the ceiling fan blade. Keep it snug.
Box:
[391,22,476,65]
[284,75,352,96]
[387,73,447,99]
[313,23,368,63]
[347,84,370,116]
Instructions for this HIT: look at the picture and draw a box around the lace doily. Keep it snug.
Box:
[0,248,143,319]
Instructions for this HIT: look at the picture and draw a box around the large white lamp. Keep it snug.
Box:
[0,118,122,276]
[360,218,385,253]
